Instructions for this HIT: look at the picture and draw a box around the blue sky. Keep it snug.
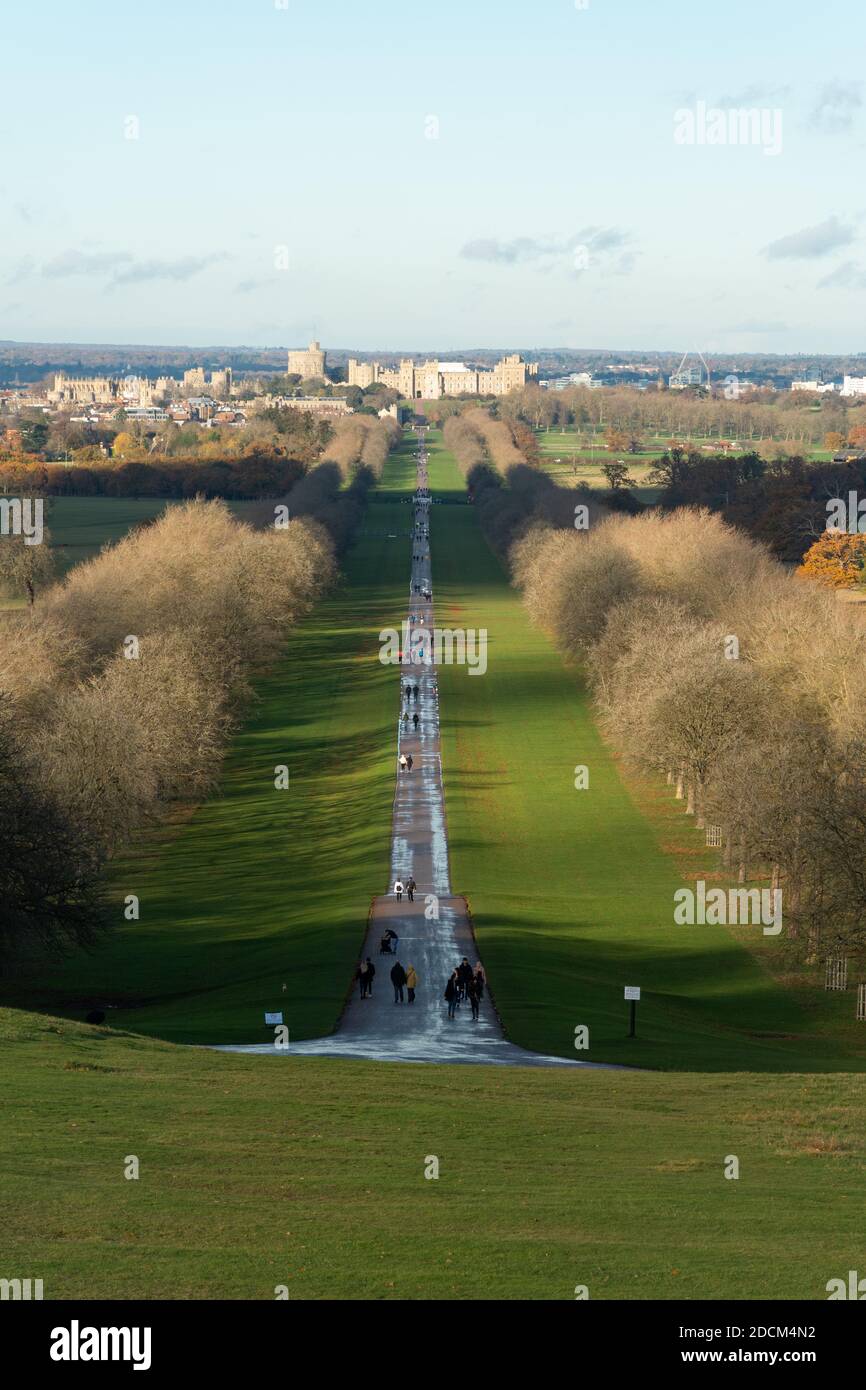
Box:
[2,0,865,352]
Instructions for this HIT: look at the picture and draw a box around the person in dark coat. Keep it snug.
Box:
[457,958,473,998]
[444,972,458,1019]
[406,875,416,903]
[412,712,420,731]
[391,960,407,1003]
[467,978,480,1021]
[473,965,484,1001]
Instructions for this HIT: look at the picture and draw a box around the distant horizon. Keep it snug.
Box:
[2,337,865,361]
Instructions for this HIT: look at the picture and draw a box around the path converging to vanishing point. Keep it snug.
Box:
[222,431,608,1068]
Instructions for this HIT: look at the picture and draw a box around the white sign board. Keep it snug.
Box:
[624,987,641,1002]
[264,1012,283,1026]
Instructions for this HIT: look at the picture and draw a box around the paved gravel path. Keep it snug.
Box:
[221,432,608,1068]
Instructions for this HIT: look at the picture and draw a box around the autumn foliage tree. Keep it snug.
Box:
[796,530,866,589]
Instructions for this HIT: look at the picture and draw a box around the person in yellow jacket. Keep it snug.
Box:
[406,964,418,1005]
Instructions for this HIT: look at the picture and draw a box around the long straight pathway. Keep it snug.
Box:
[223,431,606,1067]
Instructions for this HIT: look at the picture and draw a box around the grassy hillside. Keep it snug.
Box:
[426,431,865,1072]
[1,1007,862,1301]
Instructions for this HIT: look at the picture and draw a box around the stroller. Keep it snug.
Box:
[379,930,398,955]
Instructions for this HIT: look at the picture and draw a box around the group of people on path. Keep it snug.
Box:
[357,955,418,1005]
[393,876,416,903]
[359,952,486,1022]
[389,960,417,1004]
[444,959,486,1022]
[399,679,421,758]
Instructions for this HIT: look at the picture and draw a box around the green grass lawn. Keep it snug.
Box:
[426,431,866,1072]
[1,1006,863,1300]
[534,427,831,498]
[0,444,423,1043]
[0,497,276,610]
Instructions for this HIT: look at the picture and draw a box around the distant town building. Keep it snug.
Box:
[249,395,352,418]
[184,395,219,421]
[124,406,169,423]
[207,409,246,427]
[541,371,605,391]
[791,379,839,393]
[209,368,233,398]
[178,367,233,398]
[182,367,207,392]
[49,372,120,405]
[669,366,705,389]
[287,340,327,380]
[841,375,866,397]
[346,353,538,399]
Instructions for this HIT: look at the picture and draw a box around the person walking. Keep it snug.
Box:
[406,963,418,1004]
[412,712,419,731]
[444,971,458,1020]
[365,958,376,995]
[406,875,416,903]
[399,752,408,773]
[391,960,407,1003]
[394,878,404,902]
[406,753,414,772]
[412,684,419,701]
[474,964,485,1001]
[458,958,473,999]
[357,960,370,999]
[467,977,480,1021]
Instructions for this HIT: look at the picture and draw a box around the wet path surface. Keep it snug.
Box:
[221,432,607,1068]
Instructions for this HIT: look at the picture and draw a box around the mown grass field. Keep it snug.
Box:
[535,428,660,494]
[427,430,866,1072]
[533,427,832,496]
[2,1007,864,1301]
[0,443,424,1043]
[0,496,269,610]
